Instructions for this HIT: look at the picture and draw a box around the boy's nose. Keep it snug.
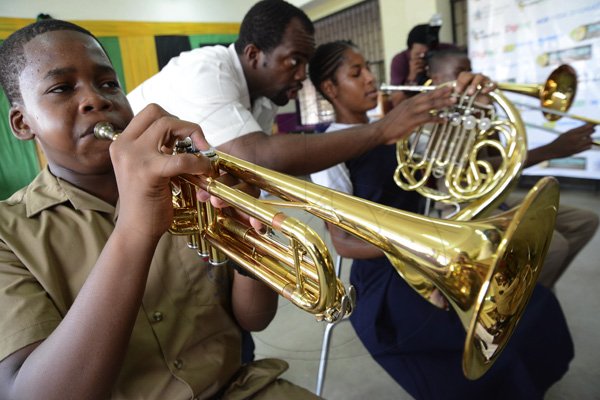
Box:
[79,87,112,113]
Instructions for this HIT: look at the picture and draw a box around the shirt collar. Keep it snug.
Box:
[24,167,116,218]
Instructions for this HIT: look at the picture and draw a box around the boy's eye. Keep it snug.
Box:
[48,84,72,94]
[101,80,120,89]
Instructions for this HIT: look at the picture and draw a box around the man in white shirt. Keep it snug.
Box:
[128,0,491,176]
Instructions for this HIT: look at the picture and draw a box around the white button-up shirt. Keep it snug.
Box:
[127,44,278,147]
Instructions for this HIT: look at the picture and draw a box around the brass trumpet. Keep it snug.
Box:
[95,122,558,379]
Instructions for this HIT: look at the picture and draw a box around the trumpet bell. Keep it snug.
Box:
[459,176,559,378]
[213,150,559,379]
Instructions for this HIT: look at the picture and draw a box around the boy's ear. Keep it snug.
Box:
[243,44,262,69]
[9,106,35,141]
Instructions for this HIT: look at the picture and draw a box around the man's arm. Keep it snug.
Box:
[218,86,457,175]
[217,71,494,175]
[326,222,384,260]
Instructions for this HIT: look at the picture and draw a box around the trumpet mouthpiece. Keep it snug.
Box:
[94,122,119,141]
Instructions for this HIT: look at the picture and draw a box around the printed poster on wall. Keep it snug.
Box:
[468,0,600,179]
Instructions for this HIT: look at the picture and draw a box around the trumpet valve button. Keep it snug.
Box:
[479,118,492,131]
[464,115,477,130]
[450,113,462,126]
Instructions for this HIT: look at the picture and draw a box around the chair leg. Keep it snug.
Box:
[315,321,337,396]
[315,255,346,396]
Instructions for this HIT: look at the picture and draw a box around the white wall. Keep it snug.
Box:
[0,0,450,87]
[301,0,365,20]
[299,0,454,83]
[0,0,311,22]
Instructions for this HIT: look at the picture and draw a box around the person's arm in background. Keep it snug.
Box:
[309,159,384,260]
[524,123,596,168]
[326,222,384,259]
[217,86,453,175]
[389,48,428,107]
[231,272,278,332]
[486,123,596,169]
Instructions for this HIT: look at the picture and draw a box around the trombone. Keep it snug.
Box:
[499,64,599,146]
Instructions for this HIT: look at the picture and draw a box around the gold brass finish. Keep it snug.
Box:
[382,64,597,220]
[93,124,353,323]
[203,151,559,380]
[498,64,578,122]
[499,64,600,146]
[95,122,558,379]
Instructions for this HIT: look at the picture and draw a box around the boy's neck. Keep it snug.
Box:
[48,164,119,205]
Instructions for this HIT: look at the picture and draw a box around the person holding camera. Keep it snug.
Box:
[389,23,457,107]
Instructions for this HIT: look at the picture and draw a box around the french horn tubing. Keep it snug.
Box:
[95,122,559,379]
[381,82,527,221]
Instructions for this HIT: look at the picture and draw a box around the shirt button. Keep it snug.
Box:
[173,359,183,369]
[152,311,163,322]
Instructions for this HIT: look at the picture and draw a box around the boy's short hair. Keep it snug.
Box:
[427,48,469,75]
[234,0,314,55]
[0,19,98,105]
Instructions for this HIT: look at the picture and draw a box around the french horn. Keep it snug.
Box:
[95,122,559,379]
[381,64,597,221]
[381,82,527,220]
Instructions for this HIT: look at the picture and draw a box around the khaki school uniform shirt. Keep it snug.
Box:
[0,168,301,399]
